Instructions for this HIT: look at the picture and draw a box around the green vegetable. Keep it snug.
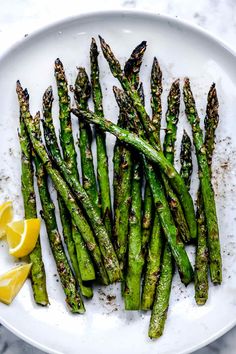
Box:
[16,81,49,306]
[90,38,112,233]
[98,36,197,241]
[33,118,85,313]
[43,86,95,285]
[194,83,219,303]
[74,66,100,215]
[183,78,222,285]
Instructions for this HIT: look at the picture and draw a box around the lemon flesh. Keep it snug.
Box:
[0,263,32,304]
[0,201,14,238]
[6,218,41,258]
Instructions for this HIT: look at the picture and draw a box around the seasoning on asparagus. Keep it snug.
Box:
[141,213,162,310]
[148,245,173,338]
[113,87,133,273]
[55,59,79,178]
[74,66,100,214]
[73,110,194,285]
[183,78,222,285]
[180,130,193,189]
[124,158,143,310]
[33,118,85,313]
[141,182,153,259]
[43,86,95,285]
[124,41,147,88]
[16,82,49,306]
[98,36,197,241]
[90,38,112,234]
[204,83,219,171]
[194,83,219,304]
[163,80,180,162]
[150,57,162,139]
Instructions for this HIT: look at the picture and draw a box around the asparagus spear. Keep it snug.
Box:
[162,80,191,243]
[124,79,145,309]
[148,80,184,334]
[74,67,100,214]
[150,62,190,244]
[180,131,209,306]
[124,158,143,309]
[183,78,222,285]
[180,131,193,189]
[73,111,194,285]
[113,87,133,273]
[150,57,162,139]
[90,38,112,235]
[42,109,120,284]
[141,212,162,310]
[33,124,85,312]
[141,61,162,309]
[112,42,147,273]
[130,80,163,309]
[43,87,95,285]
[124,41,147,88]
[141,182,153,258]
[98,36,197,241]
[204,83,219,171]
[137,81,154,259]
[136,82,154,259]
[195,84,219,303]
[148,245,173,338]
[57,198,93,298]
[55,59,79,179]
[194,193,208,304]
[55,60,96,282]
[163,80,180,162]
[16,83,49,306]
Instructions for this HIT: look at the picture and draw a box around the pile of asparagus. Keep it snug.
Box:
[15,36,221,339]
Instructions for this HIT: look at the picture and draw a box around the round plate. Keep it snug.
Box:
[0,10,236,354]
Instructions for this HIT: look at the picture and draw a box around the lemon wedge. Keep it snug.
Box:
[6,218,41,258]
[0,201,14,238]
[0,263,32,304]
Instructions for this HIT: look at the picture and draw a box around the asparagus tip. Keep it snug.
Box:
[113,85,122,95]
[55,57,62,65]
[184,77,190,86]
[43,86,53,109]
[24,88,29,100]
[98,34,104,44]
[91,37,97,47]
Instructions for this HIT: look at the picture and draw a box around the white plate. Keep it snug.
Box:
[0,10,236,354]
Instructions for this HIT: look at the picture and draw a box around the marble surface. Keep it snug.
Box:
[0,0,236,353]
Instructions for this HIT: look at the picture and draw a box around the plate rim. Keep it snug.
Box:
[0,9,236,354]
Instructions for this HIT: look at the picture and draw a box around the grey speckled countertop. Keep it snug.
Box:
[1,0,236,353]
